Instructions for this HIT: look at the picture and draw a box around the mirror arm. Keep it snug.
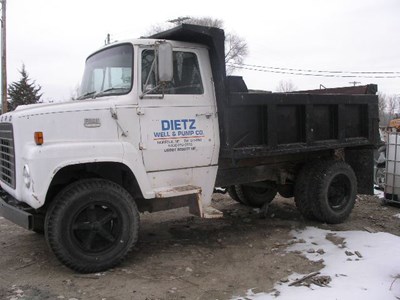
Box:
[140,53,163,99]
[143,57,157,89]
[140,41,172,99]
[139,84,165,99]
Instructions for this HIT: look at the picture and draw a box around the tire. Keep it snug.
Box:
[235,183,277,208]
[227,185,247,204]
[32,228,44,234]
[45,179,140,273]
[310,161,357,224]
[294,162,321,220]
[278,184,294,198]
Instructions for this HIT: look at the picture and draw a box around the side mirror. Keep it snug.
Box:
[157,43,173,82]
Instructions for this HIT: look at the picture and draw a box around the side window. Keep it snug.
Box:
[141,50,157,92]
[141,50,204,95]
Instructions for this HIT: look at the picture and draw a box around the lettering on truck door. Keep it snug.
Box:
[138,48,217,172]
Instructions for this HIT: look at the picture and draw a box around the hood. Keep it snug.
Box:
[6,99,115,120]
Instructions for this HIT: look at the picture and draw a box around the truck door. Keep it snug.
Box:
[138,47,218,172]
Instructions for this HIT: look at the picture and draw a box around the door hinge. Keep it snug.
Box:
[139,142,146,150]
[137,108,145,116]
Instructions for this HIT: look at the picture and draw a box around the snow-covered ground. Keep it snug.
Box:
[233,227,400,300]
[374,187,384,198]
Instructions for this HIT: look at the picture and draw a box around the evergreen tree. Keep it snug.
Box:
[7,64,43,111]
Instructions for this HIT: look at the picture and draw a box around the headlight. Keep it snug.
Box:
[23,165,31,188]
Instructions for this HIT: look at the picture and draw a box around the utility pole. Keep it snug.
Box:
[349,81,360,87]
[104,33,110,45]
[1,0,7,113]
[168,17,190,25]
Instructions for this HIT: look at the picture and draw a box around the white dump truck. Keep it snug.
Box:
[0,25,379,273]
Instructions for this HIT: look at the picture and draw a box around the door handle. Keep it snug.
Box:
[196,112,213,119]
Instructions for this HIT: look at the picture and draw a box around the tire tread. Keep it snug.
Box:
[45,179,139,273]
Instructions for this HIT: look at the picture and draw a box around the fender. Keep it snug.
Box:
[16,140,151,208]
[120,141,155,199]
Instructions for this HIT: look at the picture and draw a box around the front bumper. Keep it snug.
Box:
[0,189,43,231]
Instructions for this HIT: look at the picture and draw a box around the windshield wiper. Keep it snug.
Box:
[77,87,129,100]
[77,91,96,100]
[94,87,129,98]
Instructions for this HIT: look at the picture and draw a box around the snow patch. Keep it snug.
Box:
[394,214,400,219]
[232,227,400,300]
[374,188,384,197]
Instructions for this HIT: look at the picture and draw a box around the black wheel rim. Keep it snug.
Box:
[71,202,122,254]
[243,184,277,207]
[248,186,271,197]
[327,174,351,211]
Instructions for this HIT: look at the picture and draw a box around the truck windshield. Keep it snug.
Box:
[78,44,133,100]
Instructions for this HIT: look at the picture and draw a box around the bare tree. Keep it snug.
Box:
[378,92,400,126]
[183,17,224,28]
[147,17,248,75]
[378,92,388,126]
[378,92,387,113]
[386,94,397,120]
[225,33,248,75]
[70,83,81,101]
[146,23,171,36]
[276,79,297,92]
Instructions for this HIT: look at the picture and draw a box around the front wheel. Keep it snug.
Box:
[45,179,140,273]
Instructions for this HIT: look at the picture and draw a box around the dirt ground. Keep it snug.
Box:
[1,192,399,300]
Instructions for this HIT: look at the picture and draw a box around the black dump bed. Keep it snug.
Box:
[151,25,380,165]
[223,79,379,160]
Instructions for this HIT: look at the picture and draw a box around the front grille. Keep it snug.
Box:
[0,123,16,188]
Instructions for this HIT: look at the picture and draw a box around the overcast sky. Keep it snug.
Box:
[2,0,400,102]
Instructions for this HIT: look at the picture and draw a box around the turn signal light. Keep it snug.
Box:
[34,132,44,145]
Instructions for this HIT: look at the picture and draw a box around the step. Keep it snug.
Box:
[155,185,202,198]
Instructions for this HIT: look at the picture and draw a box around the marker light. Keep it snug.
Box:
[23,165,31,188]
[34,132,44,145]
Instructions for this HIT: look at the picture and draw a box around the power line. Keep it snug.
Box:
[236,63,400,75]
[228,64,400,79]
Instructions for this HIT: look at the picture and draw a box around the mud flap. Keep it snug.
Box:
[345,148,374,195]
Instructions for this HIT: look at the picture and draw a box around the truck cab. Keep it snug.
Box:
[0,36,221,210]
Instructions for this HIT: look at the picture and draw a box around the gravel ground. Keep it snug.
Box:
[0,192,399,300]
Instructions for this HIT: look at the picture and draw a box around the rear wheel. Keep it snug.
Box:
[227,186,245,204]
[45,179,140,273]
[310,161,357,224]
[294,162,321,220]
[235,182,277,208]
[278,184,294,198]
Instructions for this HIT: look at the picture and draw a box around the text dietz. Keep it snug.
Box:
[161,119,196,131]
